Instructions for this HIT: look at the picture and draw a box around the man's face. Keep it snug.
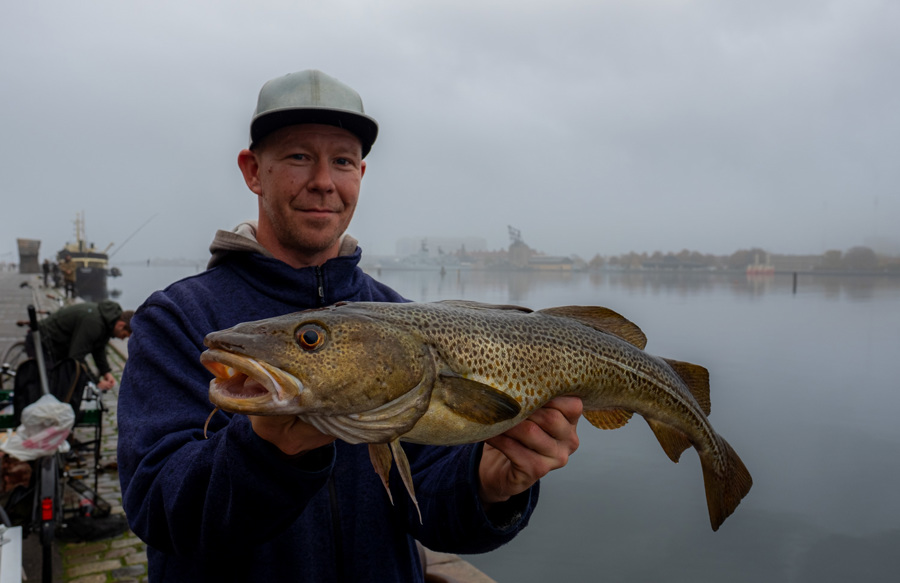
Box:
[113,321,132,340]
[240,124,366,268]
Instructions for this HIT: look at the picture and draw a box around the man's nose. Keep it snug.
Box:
[308,160,335,192]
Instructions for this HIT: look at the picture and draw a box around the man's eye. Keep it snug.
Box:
[335,158,350,166]
[290,154,307,161]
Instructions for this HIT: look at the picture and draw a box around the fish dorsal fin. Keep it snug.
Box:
[663,359,711,415]
[438,372,522,424]
[537,306,647,349]
[435,300,533,313]
[645,417,693,463]
[583,408,634,430]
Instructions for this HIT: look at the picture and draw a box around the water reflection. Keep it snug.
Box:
[370,268,900,306]
[368,268,900,582]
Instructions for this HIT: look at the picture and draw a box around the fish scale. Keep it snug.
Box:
[201,299,752,530]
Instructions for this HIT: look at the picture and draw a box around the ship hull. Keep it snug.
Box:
[74,264,108,302]
[57,249,109,302]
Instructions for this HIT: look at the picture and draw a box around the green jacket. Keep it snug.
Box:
[39,300,122,376]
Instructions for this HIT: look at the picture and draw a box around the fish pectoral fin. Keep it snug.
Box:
[438,373,522,423]
[583,408,634,429]
[537,306,647,349]
[645,418,693,463]
[368,443,394,505]
[390,440,422,525]
[663,359,711,415]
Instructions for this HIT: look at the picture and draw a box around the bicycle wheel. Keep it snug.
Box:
[36,454,62,583]
[2,341,27,371]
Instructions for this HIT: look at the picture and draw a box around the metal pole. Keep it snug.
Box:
[27,305,51,396]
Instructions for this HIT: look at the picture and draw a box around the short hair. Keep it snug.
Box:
[120,310,135,333]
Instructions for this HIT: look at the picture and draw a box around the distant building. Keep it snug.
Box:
[17,238,41,274]
[395,237,487,258]
[528,256,574,271]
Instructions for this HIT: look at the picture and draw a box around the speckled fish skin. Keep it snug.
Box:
[201,300,752,530]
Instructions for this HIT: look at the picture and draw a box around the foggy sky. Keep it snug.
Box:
[2,0,898,264]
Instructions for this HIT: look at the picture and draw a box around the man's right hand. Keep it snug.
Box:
[249,415,336,456]
[97,372,117,390]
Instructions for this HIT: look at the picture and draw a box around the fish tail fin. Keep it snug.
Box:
[663,359,711,415]
[701,436,753,531]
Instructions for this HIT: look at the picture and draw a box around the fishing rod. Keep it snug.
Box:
[109,213,158,258]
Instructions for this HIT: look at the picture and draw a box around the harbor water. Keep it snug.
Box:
[114,265,900,582]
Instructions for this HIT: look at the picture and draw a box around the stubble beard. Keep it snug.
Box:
[265,204,351,263]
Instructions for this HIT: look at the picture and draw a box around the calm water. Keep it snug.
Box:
[116,265,900,582]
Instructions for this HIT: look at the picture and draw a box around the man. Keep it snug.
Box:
[42,259,51,288]
[26,299,132,390]
[117,70,582,582]
[60,255,76,298]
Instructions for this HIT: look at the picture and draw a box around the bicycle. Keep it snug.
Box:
[2,306,66,582]
[3,290,59,374]
[2,304,84,582]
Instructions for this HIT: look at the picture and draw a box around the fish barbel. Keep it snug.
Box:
[200,300,752,530]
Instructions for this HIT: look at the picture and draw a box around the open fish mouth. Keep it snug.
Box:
[201,349,303,414]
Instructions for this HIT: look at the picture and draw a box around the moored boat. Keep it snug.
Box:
[57,212,114,302]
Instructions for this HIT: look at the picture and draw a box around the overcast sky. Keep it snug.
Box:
[2,0,898,264]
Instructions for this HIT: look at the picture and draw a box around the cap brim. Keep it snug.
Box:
[250,108,378,158]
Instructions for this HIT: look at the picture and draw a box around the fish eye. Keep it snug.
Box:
[296,324,326,351]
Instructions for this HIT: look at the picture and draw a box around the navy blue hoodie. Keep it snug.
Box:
[117,227,537,582]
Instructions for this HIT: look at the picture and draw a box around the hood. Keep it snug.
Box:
[97,299,124,325]
[207,220,359,269]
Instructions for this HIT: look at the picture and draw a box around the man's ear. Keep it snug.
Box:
[237,149,263,195]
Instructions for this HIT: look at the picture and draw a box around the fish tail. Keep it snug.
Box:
[701,436,752,531]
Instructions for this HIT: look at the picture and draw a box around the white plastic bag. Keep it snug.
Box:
[0,394,75,461]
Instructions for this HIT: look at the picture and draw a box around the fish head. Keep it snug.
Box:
[200,306,431,417]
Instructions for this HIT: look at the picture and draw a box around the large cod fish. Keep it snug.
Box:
[200,300,752,530]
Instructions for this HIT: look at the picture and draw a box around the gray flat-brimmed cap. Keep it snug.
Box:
[250,70,378,158]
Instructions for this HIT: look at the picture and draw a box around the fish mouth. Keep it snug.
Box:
[200,349,304,415]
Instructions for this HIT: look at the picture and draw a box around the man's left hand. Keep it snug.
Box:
[477,395,583,506]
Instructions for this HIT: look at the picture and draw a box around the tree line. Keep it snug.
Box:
[587,246,900,272]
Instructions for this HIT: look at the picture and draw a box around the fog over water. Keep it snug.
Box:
[3,0,899,265]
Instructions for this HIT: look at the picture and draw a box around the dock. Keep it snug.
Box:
[0,270,495,582]
[1,270,147,581]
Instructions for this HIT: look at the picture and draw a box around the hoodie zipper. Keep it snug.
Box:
[317,264,344,580]
[315,266,326,306]
[328,476,346,582]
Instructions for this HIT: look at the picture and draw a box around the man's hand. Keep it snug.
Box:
[97,372,117,391]
[478,396,583,505]
[249,415,336,457]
